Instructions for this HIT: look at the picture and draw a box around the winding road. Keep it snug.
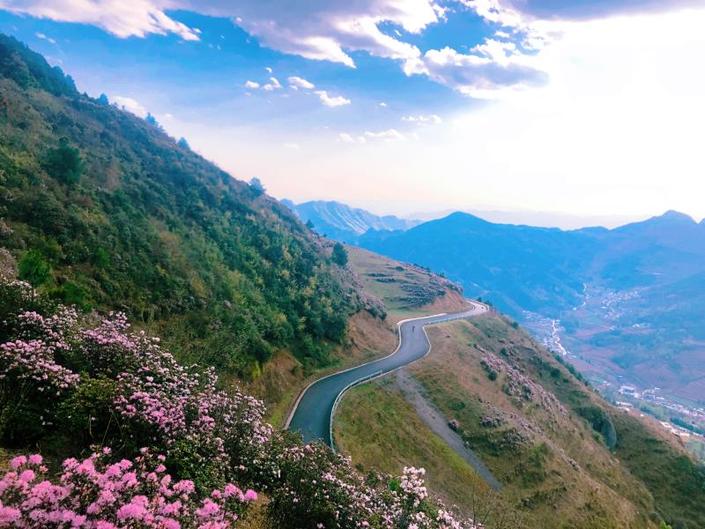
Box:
[286,301,488,447]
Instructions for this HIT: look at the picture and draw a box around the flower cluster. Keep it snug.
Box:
[0,449,256,528]
[0,306,81,393]
[268,440,480,529]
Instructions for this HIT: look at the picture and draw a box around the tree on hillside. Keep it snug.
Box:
[97,93,109,105]
[177,137,190,150]
[44,138,83,184]
[249,177,266,195]
[332,243,348,267]
[145,112,163,130]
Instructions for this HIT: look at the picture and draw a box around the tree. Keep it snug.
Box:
[249,177,265,195]
[44,138,83,184]
[18,250,51,286]
[177,137,190,150]
[97,93,109,105]
[306,219,315,230]
[249,177,265,192]
[332,243,348,267]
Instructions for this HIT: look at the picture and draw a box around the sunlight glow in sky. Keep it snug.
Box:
[1,0,704,223]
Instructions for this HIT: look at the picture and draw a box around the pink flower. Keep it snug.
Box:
[117,501,146,521]
[0,506,21,523]
[244,489,258,502]
[9,456,27,469]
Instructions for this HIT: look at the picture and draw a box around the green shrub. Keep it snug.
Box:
[18,249,51,286]
[44,137,83,184]
[332,242,349,266]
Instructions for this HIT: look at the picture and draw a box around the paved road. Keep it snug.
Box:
[286,301,488,447]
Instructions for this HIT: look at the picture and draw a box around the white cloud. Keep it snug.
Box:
[2,0,556,96]
[288,76,315,90]
[404,44,547,98]
[283,142,301,150]
[338,132,367,144]
[315,90,351,107]
[262,77,282,91]
[364,128,405,141]
[265,66,273,73]
[379,102,388,107]
[244,80,260,89]
[0,0,439,67]
[35,31,56,44]
[402,114,442,124]
[1,0,200,41]
[111,95,148,118]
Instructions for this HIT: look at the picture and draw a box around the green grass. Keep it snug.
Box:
[335,379,500,516]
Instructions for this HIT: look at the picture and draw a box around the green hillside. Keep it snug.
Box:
[0,34,360,375]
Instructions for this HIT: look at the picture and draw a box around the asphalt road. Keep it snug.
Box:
[286,301,488,447]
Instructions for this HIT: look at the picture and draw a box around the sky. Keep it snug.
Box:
[1,0,705,226]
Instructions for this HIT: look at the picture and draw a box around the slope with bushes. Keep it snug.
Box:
[0,34,360,377]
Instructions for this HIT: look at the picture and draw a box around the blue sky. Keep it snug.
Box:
[1,1,704,226]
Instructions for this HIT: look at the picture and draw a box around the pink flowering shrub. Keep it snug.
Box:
[0,277,271,491]
[0,285,81,443]
[267,439,480,529]
[0,448,257,528]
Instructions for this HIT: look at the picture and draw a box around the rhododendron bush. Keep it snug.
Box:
[0,277,485,529]
[0,449,256,528]
[0,278,271,491]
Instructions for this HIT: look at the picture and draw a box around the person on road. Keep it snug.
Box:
[412,325,415,332]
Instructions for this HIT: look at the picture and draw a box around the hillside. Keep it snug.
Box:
[0,34,364,376]
[359,210,705,406]
[284,199,420,243]
[335,251,705,529]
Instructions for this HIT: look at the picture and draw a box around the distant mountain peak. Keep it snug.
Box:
[286,200,420,242]
[652,210,696,224]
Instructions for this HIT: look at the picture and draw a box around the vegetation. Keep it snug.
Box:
[0,34,361,376]
[0,277,481,529]
[346,246,465,321]
[331,242,348,266]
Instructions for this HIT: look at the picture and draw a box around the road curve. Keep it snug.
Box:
[286,301,488,447]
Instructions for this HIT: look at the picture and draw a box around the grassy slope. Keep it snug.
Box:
[347,246,469,322]
[336,380,490,510]
[336,250,705,529]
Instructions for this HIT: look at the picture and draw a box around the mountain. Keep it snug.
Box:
[360,210,705,405]
[361,211,596,314]
[284,199,420,243]
[0,34,362,376]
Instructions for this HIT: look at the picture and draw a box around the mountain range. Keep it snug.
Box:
[359,210,705,404]
[283,199,420,243]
